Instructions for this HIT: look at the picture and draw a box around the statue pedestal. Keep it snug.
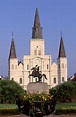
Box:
[27,82,49,94]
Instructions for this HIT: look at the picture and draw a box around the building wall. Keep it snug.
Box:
[17,63,23,87]
[51,63,58,87]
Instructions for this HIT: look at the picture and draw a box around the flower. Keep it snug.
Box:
[23,93,53,103]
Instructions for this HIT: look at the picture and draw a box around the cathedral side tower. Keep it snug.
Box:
[8,34,18,82]
[57,35,67,84]
[8,34,24,87]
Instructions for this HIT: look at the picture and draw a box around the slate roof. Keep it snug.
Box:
[32,8,43,39]
[58,36,66,58]
[9,37,16,59]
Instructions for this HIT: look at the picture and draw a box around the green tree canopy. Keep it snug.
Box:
[49,81,76,102]
[0,80,25,103]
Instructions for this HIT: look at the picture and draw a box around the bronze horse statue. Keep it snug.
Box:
[28,65,47,82]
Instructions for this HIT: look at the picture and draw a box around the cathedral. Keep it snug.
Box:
[8,8,67,90]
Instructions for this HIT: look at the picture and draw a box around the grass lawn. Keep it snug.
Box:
[0,104,17,109]
[56,102,76,109]
[55,102,76,114]
[0,102,76,115]
[0,104,19,115]
[0,102,76,109]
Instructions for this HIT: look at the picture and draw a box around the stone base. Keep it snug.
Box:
[27,82,49,94]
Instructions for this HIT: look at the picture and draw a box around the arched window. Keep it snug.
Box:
[38,50,41,55]
[27,65,29,70]
[12,78,14,81]
[62,63,64,68]
[47,64,49,69]
[20,78,22,84]
[54,77,56,83]
[62,77,64,82]
[58,63,60,69]
[34,50,37,55]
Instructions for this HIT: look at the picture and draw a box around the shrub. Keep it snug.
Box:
[56,106,76,114]
[0,80,25,104]
[0,108,20,115]
[49,81,76,103]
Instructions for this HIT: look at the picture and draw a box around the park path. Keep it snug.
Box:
[1,114,76,117]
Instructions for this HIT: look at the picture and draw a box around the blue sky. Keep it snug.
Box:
[0,0,76,77]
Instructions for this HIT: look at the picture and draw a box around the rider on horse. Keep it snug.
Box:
[29,65,47,82]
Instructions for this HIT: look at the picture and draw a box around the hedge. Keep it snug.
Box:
[0,108,20,115]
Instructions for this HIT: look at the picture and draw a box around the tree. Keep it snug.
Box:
[49,82,76,102]
[0,80,25,103]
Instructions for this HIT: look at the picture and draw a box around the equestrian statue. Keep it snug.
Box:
[28,65,47,82]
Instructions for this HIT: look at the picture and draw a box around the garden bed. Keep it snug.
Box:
[0,103,76,115]
[55,102,76,114]
[0,104,20,115]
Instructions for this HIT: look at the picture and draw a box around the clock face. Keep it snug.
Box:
[35,59,40,64]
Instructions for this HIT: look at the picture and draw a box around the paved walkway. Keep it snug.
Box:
[1,114,76,117]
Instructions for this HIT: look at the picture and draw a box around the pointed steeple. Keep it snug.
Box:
[34,7,40,27]
[58,35,66,58]
[32,8,43,39]
[9,33,17,59]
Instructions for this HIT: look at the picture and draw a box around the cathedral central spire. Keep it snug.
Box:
[32,8,43,39]
[34,7,40,27]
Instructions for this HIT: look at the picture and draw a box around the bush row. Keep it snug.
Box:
[56,108,76,114]
[0,108,20,115]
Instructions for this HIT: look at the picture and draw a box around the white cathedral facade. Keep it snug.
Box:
[8,8,67,90]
